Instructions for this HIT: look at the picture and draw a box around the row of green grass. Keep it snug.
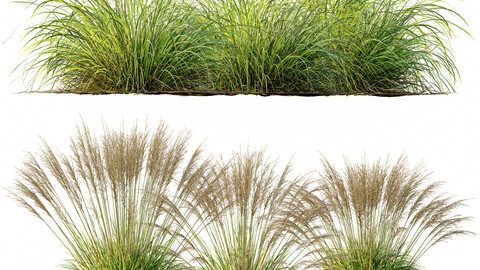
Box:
[11,123,473,269]
[18,0,466,95]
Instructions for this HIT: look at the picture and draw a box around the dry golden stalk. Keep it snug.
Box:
[10,122,210,269]
[296,155,473,270]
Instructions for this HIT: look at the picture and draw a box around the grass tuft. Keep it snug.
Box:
[19,0,211,93]
[322,0,466,94]
[193,0,340,94]
[176,150,308,269]
[9,122,210,269]
[295,155,473,269]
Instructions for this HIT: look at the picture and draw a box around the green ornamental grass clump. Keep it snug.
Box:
[18,0,466,95]
[20,0,211,93]
[194,0,339,94]
[322,0,464,94]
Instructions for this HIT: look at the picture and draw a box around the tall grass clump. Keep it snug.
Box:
[18,0,466,95]
[177,150,308,269]
[317,0,466,94]
[295,155,473,269]
[194,0,339,94]
[10,122,210,269]
[20,0,211,93]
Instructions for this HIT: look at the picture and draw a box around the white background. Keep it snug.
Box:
[1,0,479,269]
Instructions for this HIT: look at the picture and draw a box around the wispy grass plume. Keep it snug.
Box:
[177,150,308,269]
[10,122,210,269]
[295,155,473,269]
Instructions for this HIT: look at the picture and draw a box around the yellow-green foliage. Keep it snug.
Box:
[20,0,465,95]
